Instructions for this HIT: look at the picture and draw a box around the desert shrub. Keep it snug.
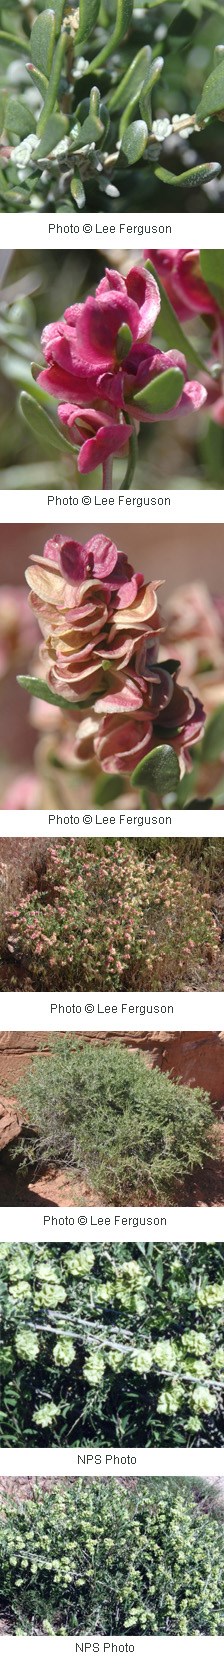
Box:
[1,839,219,990]
[1,1243,224,1448]
[0,1478,223,1635]
[13,1037,218,1205]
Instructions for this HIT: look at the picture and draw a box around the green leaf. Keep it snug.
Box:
[37,114,68,157]
[0,30,28,52]
[5,98,36,141]
[200,250,224,307]
[19,392,76,457]
[26,65,49,99]
[86,0,133,73]
[131,745,180,795]
[145,259,207,374]
[17,676,102,713]
[196,61,224,121]
[70,174,85,208]
[200,706,224,764]
[122,119,148,163]
[132,367,184,415]
[52,0,66,29]
[140,56,163,126]
[76,0,101,44]
[108,45,152,114]
[36,32,67,139]
[94,773,127,806]
[78,90,105,145]
[156,162,221,187]
[30,12,56,78]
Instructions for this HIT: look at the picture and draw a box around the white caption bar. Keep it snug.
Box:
[0,1207,223,1243]
[0,810,223,838]
[1,488,224,522]
[0,992,223,1030]
[0,212,224,251]
[1,1448,224,1479]
[0,1637,223,1664]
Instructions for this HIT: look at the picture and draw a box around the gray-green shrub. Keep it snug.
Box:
[13,1036,218,1204]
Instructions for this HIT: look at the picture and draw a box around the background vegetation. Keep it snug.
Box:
[1,1242,224,1447]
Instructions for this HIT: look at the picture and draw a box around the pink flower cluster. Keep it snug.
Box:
[37,264,206,480]
[149,250,219,322]
[26,533,204,777]
[149,251,224,427]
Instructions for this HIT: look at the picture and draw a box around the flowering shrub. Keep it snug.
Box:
[1,1478,224,1635]
[1,837,220,991]
[0,4,224,214]
[1,1243,224,1448]
[11,1036,218,1205]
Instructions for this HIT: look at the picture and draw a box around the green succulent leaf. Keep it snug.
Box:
[108,45,152,115]
[156,162,221,187]
[17,676,102,713]
[19,393,76,457]
[70,174,86,208]
[5,98,36,141]
[121,120,148,163]
[36,114,68,157]
[94,773,127,806]
[86,0,133,73]
[196,60,224,121]
[140,56,163,126]
[75,0,101,44]
[131,745,180,795]
[0,30,28,52]
[30,12,56,78]
[132,367,184,415]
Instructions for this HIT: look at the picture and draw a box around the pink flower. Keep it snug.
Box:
[25,537,162,700]
[37,265,161,400]
[57,404,129,477]
[24,533,205,786]
[148,251,219,322]
[74,664,205,775]
[105,344,206,425]
[37,262,206,477]
[41,532,143,604]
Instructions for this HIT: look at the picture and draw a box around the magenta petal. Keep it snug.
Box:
[77,423,128,474]
[126,265,160,338]
[84,535,120,578]
[59,540,88,582]
[179,381,207,411]
[95,676,145,713]
[75,292,140,365]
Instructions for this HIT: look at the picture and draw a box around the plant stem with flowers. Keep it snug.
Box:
[18,531,205,807]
